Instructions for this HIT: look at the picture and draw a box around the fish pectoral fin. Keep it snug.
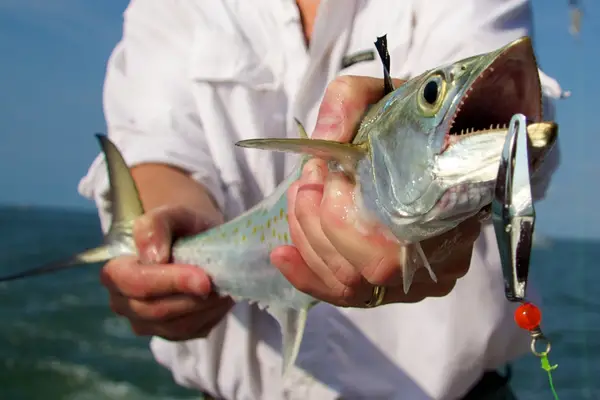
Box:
[414,242,438,283]
[237,121,368,179]
[399,242,438,294]
[236,138,366,166]
[266,305,309,378]
[0,245,113,283]
[0,134,143,283]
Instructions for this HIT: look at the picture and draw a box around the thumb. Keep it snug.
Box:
[133,205,221,264]
[312,76,405,143]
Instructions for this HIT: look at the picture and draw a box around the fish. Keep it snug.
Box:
[0,35,558,376]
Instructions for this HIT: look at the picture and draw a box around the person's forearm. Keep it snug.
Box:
[131,163,223,223]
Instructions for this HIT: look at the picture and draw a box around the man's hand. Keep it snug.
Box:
[100,206,233,341]
[271,76,482,307]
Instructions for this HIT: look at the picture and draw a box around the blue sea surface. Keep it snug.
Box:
[0,206,598,399]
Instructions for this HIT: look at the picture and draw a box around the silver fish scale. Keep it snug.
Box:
[172,181,315,310]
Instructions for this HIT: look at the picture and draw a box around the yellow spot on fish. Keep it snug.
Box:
[233,227,239,234]
[260,233,265,243]
[272,229,276,238]
[242,235,247,242]
[278,234,282,241]
[280,208,284,219]
[274,216,278,223]
[252,226,257,234]
[283,233,289,243]
[285,215,288,222]
[267,220,271,229]
[247,219,252,227]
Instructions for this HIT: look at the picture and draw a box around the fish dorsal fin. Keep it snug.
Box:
[374,35,395,96]
[294,118,309,139]
[96,134,144,234]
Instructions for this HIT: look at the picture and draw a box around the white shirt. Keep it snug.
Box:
[78,1,562,399]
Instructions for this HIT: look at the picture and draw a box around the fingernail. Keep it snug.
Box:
[187,272,210,299]
[305,163,323,183]
[313,101,343,140]
[143,244,161,264]
[314,115,342,139]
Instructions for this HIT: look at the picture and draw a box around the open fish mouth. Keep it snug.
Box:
[429,38,559,220]
[442,37,553,167]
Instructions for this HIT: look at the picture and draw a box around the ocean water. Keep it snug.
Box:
[0,205,598,399]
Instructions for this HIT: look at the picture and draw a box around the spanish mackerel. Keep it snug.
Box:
[0,36,559,376]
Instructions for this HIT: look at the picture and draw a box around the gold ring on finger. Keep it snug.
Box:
[364,285,386,308]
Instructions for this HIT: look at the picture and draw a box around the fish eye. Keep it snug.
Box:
[418,74,446,116]
[423,80,439,104]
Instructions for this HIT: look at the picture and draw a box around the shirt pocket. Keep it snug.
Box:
[186,26,288,215]
[188,25,283,92]
[187,24,288,138]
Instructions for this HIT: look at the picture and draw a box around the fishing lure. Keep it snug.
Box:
[492,114,560,400]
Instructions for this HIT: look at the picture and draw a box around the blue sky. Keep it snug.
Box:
[0,1,598,239]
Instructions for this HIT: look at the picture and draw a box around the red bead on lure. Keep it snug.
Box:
[514,302,560,400]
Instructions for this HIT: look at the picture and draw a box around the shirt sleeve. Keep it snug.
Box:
[77,0,226,232]
[76,2,278,396]
[406,0,561,202]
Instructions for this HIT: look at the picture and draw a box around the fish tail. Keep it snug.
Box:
[0,135,143,283]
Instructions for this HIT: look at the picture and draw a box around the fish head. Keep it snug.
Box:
[357,36,557,237]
